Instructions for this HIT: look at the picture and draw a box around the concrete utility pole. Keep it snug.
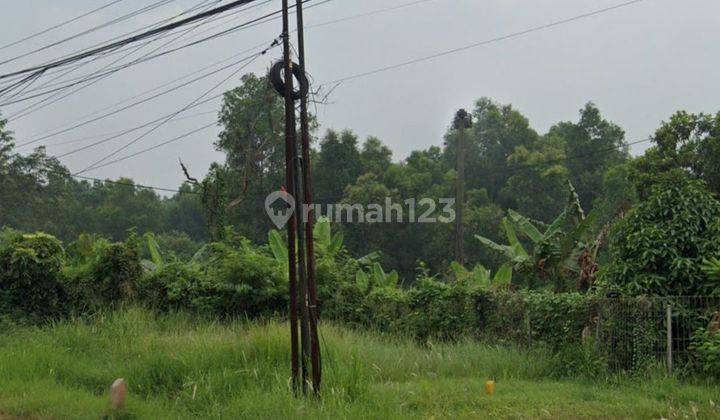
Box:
[454,109,471,266]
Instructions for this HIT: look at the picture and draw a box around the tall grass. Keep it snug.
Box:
[0,307,717,419]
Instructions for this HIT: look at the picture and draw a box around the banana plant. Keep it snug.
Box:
[355,262,399,292]
[267,217,346,278]
[141,232,164,273]
[449,261,512,289]
[312,217,344,259]
[475,181,598,290]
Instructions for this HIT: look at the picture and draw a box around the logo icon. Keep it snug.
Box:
[265,190,295,228]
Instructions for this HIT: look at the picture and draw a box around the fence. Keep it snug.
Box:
[593,296,720,373]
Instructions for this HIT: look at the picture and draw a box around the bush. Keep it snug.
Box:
[0,232,66,320]
[139,263,204,312]
[601,180,720,296]
[64,239,142,310]
[690,327,720,380]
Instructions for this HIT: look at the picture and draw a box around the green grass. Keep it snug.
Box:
[0,307,718,419]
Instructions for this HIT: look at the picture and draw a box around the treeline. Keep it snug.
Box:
[1,72,720,281]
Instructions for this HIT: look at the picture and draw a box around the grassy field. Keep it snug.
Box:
[0,307,718,419]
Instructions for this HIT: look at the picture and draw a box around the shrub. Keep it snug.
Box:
[601,180,720,296]
[64,239,142,309]
[690,327,720,380]
[404,278,479,341]
[139,263,204,312]
[194,240,287,318]
[0,232,66,319]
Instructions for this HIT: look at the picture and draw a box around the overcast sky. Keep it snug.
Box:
[1,0,718,193]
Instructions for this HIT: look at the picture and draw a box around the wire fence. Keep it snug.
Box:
[592,296,720,373]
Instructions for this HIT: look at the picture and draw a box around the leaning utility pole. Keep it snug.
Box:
[294,0,322,395]
[280,0,300,392]
[454,109,471,265]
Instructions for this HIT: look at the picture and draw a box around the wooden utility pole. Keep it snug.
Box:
[277,0,321,396]
[454,109,471,265]
[280,0,300,392]
[294,0,322,395]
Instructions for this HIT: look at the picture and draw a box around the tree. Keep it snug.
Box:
[601,179,720,296]
[314,130,363,205]
[446,98,539,202]
[211,73,307,242]
[501,135,569,223]
[164,183,207,241]
[360,136,392,174]
[547,103,627,209]
[631,111,720,199]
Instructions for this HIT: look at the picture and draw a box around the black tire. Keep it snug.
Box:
[269,60,308,101]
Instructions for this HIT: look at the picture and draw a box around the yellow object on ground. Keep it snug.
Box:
[485,380,495,396]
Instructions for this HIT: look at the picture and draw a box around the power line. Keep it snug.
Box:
[306,0,439,30]
[80,122,218,173]
[3,0,225,119]
[16,41,272,149]
[24,110,217,151]
[8,20,247,122]
[0,1,295,106]
[71,173,205,195]
[4,2,223,121]
[75,41,277,173]
[0,0,178,68]
[321,0,647,86]
[0,0,261,81]
[24,92,221,151]
[5,0,264,99]
[0,0,127,52]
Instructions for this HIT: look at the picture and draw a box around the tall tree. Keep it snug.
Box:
[360,136,392,174]
[631,110,720,199]
[547,102,627,209]
[501,135,569,222]
[211,74,290,242]
[314,130,363,205]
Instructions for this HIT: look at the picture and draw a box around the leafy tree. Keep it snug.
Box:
[501,135,569,222]
[360,136,392,174]
[601,179,720,296]
[631,111,720,199]
[164,183,207,241]
[314,129,363,204]
[448,98,539,202]
[548,103,628,209]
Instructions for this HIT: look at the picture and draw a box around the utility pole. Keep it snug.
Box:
[280,0,300,393]
[276,0,321,396]
[294,0,322,395]
[454,109,471,266]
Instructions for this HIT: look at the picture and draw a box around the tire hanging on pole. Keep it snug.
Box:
[269,60,308,101]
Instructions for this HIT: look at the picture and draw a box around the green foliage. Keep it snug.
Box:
[601,180,720,296]
[701,257,720,281]
[475,182,599,291]
[632,111,720,199]
[449,261,512,289]
[91,242,143,304]
[690,327,720,379]
[139,263,204,312]
[0,232,65,320]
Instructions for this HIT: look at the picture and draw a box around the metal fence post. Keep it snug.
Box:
[595,312,601,353]
[666,304,673,375]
